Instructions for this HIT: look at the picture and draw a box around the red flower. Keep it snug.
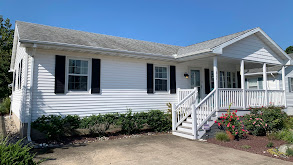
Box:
[235,110,238,113]
[218,123,221,126]
[215,120,217,123]
[229,119,231,121]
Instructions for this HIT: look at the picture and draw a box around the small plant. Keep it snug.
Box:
[267,148,286,156]
[241,145,251,149]
[0,137,41,164]
[266,141,274,148]
[286,148,293,156]
[0,97,10,115]
[215,132,230,142]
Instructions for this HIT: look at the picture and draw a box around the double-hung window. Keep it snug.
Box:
[232,72,236,88]
[68,59,89,92]
[289,78,293,92]
[155,66,168,91]
[227,72,231,88]
[219,71,225,88]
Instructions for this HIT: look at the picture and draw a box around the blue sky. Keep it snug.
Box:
[1,0,292,49]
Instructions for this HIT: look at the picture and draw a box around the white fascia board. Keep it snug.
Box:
[19,39,176,61]
[10,24,20,70]
[174,49,213,59]
[245,71,279,76]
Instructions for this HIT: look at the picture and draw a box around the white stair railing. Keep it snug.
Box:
[172,88,198,130]
[178,88,195,103]
[194,89,217,131]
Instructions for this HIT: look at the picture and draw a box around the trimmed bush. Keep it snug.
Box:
[146,110,171,132]
[0,137,40,164]
[215,132,230,142]
[119,110,148,134]
[243,114,267,136]
[32,115,80,140]
[0,97,10,115]
[79,113,119,135]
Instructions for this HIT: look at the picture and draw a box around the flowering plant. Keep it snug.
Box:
[243,113,267,136]
[215,104,247,137]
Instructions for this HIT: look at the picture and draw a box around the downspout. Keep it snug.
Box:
[27,44,37,142]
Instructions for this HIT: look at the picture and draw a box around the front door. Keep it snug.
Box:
[190,70,201,102]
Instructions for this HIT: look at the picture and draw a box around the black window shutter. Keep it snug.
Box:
[55,55,66,94]
[204,69,210,94]
[237,71,241,88]
[147,63,154,93]
[170,65,176,94]
[91,58,101,94]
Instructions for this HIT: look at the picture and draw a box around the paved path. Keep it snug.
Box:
[36,134,293,165]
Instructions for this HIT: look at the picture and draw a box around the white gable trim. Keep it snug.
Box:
[212,28,291,64]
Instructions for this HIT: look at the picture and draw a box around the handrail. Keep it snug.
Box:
[175,89,197,109]
[176,88,216,127]
[194,88,216,109]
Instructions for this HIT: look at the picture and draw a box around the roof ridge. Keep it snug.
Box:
[16,21,183,48]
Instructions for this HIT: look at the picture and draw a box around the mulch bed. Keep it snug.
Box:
[207,134,293,162]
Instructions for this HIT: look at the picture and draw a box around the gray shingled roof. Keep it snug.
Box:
[177,28,256,56]
[16,21,256,57]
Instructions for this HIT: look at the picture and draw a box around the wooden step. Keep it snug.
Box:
[186,117,192,123]
[172,131,195,140]
[178,126,192,134]
[182,121,192,127]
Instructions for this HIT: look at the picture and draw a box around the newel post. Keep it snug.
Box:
[172,103,176,132]
[191,104,197,140]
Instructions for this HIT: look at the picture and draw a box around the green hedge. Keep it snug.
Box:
[0,97,10,115]
[32,110,171,140]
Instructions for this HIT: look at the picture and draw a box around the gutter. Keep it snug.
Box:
[27,44,37,142]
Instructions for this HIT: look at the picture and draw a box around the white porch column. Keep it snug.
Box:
[282,66,287,107]
[263,63,268,106]
[213,56,219,110]
[240,60,246,109]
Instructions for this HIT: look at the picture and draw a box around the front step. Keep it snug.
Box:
[177,126,192,134]
[172,131,195,140]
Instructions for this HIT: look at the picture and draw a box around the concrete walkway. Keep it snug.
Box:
[36,134,292,165]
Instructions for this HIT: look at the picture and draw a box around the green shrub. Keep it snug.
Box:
[32,115,80,140]
[79,113,118,135]
[146,110,171,132]
[250,106,287,132]
[286,148,293,156]
[284,116,293,129]
[0,97,10,115]
[215,132,230,142]
[274,129,293,143]
[119,110,147,134]
[241,145,251,149]
[243,114,267,136]
[266,141,274,148]
[0,137,40,164]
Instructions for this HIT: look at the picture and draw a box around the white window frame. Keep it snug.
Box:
[65,57,92,94]
[227,72,232,88]
[210,70,214,90]
[219,71,225,88]
[154,65,169,93]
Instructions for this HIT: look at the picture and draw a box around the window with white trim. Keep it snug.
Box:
[68,59,89,91]
[219,71,225,88]
[227,72,231,88]
[232,72,236,88]
[155,66,168,91]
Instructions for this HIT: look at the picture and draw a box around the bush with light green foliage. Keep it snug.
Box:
[215,132,230,142]
[0,137,41,164]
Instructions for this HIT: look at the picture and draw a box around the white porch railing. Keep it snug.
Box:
[246,90,266,107]
[219,88,243,109]
[268,90,285,106]
[178,88,196,103]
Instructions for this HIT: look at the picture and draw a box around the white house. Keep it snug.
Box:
[10,21,292,140]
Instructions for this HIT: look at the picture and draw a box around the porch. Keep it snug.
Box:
[172,56,287,140]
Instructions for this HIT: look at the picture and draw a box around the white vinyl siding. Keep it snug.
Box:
[222,34,282,65]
